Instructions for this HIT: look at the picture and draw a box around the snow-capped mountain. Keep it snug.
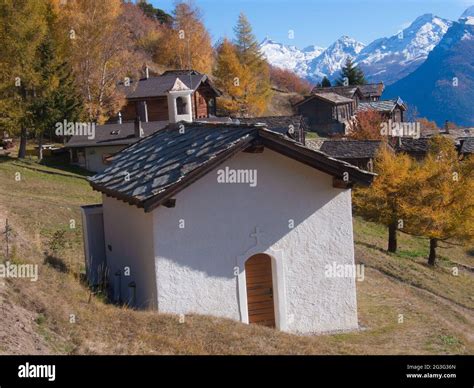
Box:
[460,5,474,19]
[259,38,325,78]
[358,14,452,84]
[384,15,474,126]
[260,12,453,85]
[307,36,365,81]
[260,36,362,82]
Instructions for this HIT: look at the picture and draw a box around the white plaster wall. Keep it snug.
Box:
[102,195,157,309]
[152,149,358,334]
[85,145,125,173]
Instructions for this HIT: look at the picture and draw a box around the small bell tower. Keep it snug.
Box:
[167,78,193,124]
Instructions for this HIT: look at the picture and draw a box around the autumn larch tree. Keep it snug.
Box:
[31,2,84,159]
[155,1,213,75]
[401,136,474,265]
[232,13,272,116]
[353,146,416,253]
[0,0,48,158]
[59,0,142,123]
[214,39,253,115]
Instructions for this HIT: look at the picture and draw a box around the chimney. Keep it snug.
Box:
[145,66,150,80]
[118,111,122,124]
[444,120,450,133]
[134,117,144,138]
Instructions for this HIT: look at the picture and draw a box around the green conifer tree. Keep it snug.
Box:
[336,57,367,86]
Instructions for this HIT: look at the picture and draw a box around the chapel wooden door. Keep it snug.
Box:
[245,254,276,328]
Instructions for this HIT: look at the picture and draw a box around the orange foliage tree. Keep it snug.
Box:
[213,39,253,115]
[213,13,272,117]
[417,117,440,134]
[155,2,214,75]
[347,110,385,140]
[58,0,142,123]
[269,66,312,94]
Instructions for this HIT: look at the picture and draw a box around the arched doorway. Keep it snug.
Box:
[245,253,276,327]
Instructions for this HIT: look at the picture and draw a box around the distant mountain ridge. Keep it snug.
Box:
[357,14,452,84]
[260,13,452,85]
[384,16,474,126]
[308,36,365,81]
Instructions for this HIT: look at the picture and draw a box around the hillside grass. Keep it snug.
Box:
[0,155,472,355]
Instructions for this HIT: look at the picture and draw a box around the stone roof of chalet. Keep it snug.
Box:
[89,122,375,212]
[118,70,220,99]
[460,138,474,153]
[311,85,359,99]
[235,116,307,140]
[440,127,473,140]
[66,121,169,148]
[319,140,387,159]
[311,84,384,99]
[355,99,406,113]
[357,83,384,98]
[197,115,307,143]
[394,138,431,155]
[312,92,354,105]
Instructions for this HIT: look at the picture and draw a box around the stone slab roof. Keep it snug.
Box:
[66,121,169,148]
[89,122,375,212]
[355,99,405,113]
[319,140,386,159]
[460,138,474,153]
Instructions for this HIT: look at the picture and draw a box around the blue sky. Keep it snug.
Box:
[149,0,473,48]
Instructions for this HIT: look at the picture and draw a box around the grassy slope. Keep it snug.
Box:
[0,156,472,355]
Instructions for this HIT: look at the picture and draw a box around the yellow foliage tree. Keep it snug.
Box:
[213,13,271,116]
[0,0,49,157]
[400,136,474,265]
[58,0,141,123]
[155,2,213,75]
[213,39,255,116]
[353,146,416,252]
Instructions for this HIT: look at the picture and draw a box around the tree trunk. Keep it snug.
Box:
[18,126,27,159]
[388,222,398,253]
[428,238,437,266]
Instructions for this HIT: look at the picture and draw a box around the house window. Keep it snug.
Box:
[176,97,187,115]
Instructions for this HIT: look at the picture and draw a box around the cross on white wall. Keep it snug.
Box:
[250,227,264,246]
